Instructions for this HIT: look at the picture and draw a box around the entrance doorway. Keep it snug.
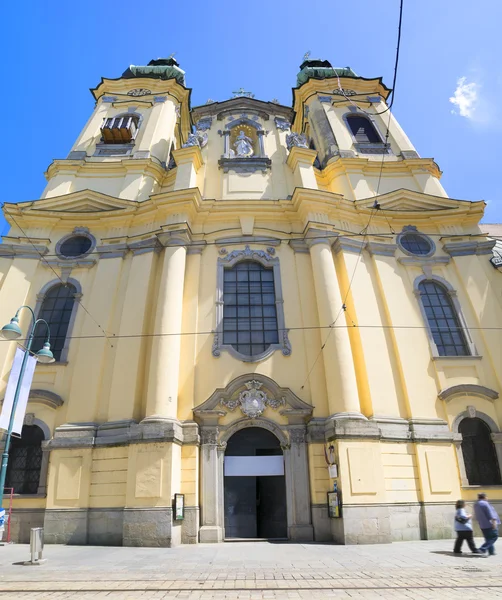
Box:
[224,427,287,539]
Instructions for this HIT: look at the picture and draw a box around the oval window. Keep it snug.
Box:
[59,235,92,258]
[399,233,433,256]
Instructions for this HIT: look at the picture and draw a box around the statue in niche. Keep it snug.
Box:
[233,130,254,158]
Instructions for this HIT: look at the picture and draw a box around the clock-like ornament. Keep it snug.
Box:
[127,88,152,97]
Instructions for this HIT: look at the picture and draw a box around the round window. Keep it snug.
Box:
[399,233,433,256]
[59,235,92,258]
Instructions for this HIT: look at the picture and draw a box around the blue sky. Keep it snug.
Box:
[1,0,501,237]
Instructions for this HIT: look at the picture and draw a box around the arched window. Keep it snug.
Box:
[5,425,45,494]
[222,261,279,357]
[459,418,501,485]
[346,115,382,144]
[34,284,77,362]
[418,280,470,356]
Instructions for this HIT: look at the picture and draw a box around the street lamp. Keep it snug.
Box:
[0,305,55,501]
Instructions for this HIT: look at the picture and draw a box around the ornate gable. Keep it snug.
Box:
[13,190,136,215]
[356,189,480,213]
[194,374,313,427]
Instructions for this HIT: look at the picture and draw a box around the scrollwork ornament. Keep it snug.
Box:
[220,380,286,419]
[289,428,307,444]
[200,428,219,445]
[127,88,152,97]
[332,88,356,96]
[220,245,275,264]
[211,332,221,357]
[286,132,309,151]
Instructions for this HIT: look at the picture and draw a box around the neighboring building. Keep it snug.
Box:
[1,56,501,546]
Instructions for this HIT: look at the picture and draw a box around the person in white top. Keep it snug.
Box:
[453,499,480,554]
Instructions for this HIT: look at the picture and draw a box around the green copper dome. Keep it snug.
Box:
[122,58,186,86]
[297,58,357,86]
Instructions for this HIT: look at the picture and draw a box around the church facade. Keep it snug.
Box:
[1,57,501,546]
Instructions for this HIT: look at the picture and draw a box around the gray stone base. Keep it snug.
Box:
[6,509,45,543]
[289,524,314,541]
[182,506,199,544]
[421,503,454,540]
[44,509,89,545]
[340,505,392,545]
[311,504,332,542]
[329,502,455,545]
[88,508,124,546]
[200,525,224,543]
[123,508,177,547]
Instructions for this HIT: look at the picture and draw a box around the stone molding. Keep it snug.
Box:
[28,390,64,409]
[443,239,496,257]
[44,419,200,449]
[366,241,397,257]
[439,384,499,402]
[397,256,450,267]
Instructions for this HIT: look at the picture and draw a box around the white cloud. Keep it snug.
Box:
[449,77,479,119]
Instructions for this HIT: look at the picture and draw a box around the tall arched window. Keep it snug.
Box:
[459,418,501,485]
[223,261,279,357]
[418,280,470,356]
[5,425,45,494]
[346,115,382,144]
[34,284,77,362]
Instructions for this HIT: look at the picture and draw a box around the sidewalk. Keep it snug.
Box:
[0,539,501,599]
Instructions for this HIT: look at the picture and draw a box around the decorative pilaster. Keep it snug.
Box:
[144,230,190,421]
[286,146,318,189]
[199,426,225,543]
[286,427,314,541]
[307,236,362,417]
[172,146,203,190]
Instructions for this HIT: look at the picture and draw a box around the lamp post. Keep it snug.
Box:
[0,306,54,503]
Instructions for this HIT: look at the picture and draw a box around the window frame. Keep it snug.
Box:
[212,246,291,362]
[56,228,96,260]
[33,278,82,364]
[343,112,390,155]
[397,226,436,258]
[413,275,477,358]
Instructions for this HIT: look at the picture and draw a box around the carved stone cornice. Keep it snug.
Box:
[443,239,496,257]
[366,241,397,257]
[438,384,499,402]
[156,228,192,247]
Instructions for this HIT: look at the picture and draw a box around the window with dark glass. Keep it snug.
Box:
[400,233,432,256]
[33,284,76,362]
[418,281,470,356]
[459,418,501,485]
[5,425,44,494]
[222,261,279,357]
[59,235,92,258]
[346,115,381,144]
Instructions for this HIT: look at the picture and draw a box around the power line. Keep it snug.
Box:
[0,322,499,344]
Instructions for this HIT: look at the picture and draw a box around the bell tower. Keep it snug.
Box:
[41,58,191,202]
[293,56,447,199]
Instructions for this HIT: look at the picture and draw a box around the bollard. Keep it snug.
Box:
[23,527,46,566]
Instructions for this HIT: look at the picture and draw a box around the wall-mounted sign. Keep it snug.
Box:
[327,491,341,519]
[174,494,185,521]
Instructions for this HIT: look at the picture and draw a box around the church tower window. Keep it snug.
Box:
[417,280,470,356]
[344,114,389,154]
[101,114,139,144]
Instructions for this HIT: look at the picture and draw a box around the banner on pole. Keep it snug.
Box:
[0,348,37,436]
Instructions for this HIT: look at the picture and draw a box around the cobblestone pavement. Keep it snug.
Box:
[0,539,502,599]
